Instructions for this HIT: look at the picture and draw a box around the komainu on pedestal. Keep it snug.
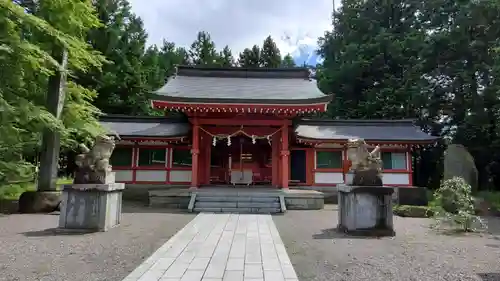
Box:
[58,134,125,232]
[73,135,117,184]
[346,138,383,186]
[337,138,395,237]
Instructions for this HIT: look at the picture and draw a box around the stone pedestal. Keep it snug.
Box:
[58,182,124,232]
[337,184,395,236]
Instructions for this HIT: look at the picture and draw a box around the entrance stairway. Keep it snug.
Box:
[188,189,286,214]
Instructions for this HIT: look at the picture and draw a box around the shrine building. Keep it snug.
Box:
[101,66,437,189]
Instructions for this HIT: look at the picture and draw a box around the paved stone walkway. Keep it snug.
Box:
[121,213,299,281]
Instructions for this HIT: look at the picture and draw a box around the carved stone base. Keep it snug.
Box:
[73,168,115,185]
[352,169,383,186]
[58,183,124,232]
[18,191,61,213]
[337,185,394,237]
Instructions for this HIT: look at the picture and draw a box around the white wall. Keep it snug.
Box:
[136,170,167,182]
[382,173,410,185]
[170,170,192,183]
[314,172,344,184]
[114,170,133,182]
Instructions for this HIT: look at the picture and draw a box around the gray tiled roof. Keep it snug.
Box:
[295,119,438,142]
[152,66,331,104]
[99,115,190,138]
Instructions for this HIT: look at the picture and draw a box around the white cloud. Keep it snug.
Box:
[129,0,340,55]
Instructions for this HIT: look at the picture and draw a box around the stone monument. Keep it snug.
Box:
[58,135,125,232]
[18,47,68,214]
[337,138,395,236]
[443,144,478,192]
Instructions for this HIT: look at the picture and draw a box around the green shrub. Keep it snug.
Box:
[0,182,35,200]
[476,191,500,211]
[432,177,485,232]
[393,205,434,218]
[0,178,70,200]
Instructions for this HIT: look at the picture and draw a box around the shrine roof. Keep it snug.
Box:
[99,115,189,138]
[151,66,332,105]
[295,119,438,142]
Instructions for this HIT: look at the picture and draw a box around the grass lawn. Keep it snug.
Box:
[0,178,73,201]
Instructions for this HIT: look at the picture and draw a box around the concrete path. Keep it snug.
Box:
[121,213,299,281]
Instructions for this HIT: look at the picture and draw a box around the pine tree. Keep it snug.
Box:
[281,53,296,68]
[189,31,218,65]
[260,36,281,68]
[216,45,234,67]
[238,45,261,67]
[77,0,151,115]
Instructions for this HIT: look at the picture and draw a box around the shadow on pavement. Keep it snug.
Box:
[21,228,96,237]
[477,273,500,281]
[312,228,386,240]
[121,202,193,215]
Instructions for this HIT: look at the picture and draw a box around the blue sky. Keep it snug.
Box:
[129,0,340,58]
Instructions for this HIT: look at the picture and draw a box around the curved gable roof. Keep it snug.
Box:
[152,66,331,105]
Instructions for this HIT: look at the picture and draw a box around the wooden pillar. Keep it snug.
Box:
[191,122,200,188]
[271,133,280,187]
[305,148,314,186]
[281,121,290,189]
[131,145,138,183]
[204,132,212,185]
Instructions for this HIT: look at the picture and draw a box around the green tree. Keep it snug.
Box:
[317,0,427,120]
[238,45,260,67]
[77,0,151,115]
[189,31,218,65]
[216,45,234,67]
[281,53,296,68]
[260,36,281,68]
[0,0,105,184]
[419,0,500,188]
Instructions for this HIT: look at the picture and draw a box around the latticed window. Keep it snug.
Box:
[315,151,342,169]
[172,149,192,167]
[110,147,133,166]
[138,148,166,167]
[381,152,407,170]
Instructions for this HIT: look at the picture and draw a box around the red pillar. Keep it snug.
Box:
[191,123,200,188]
[271,133,280,187]
[305,148,314,186]
[204,132,212,185]
[281,121,290,189]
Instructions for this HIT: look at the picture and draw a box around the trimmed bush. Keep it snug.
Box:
[393,205,434,218]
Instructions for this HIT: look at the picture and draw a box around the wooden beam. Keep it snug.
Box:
[194,118,292,126]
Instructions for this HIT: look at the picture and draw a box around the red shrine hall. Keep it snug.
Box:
[101,66,437,189]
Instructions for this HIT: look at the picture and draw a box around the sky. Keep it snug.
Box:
[129,0,340,56]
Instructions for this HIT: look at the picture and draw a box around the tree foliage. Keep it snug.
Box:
[260,36,281,68]
[189,31,218,66]
[281,53,296,68]
[0,0,106,184]
[318,0,500,189]
[238,45,261,67]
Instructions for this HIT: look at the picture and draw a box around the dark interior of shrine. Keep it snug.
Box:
[209,136,272,184]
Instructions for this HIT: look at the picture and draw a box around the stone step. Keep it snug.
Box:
[194,192,282,198]
[193,207,282,214]
[195,201,281,209]
[194,196,279,203]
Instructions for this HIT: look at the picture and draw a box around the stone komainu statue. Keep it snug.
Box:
[73,135,118,184]
[346,138,383,186]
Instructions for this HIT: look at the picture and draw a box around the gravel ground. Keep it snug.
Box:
[273,205,500,281]
[0,203,196,281]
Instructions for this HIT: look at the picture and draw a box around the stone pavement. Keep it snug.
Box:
[121,213,299,281]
